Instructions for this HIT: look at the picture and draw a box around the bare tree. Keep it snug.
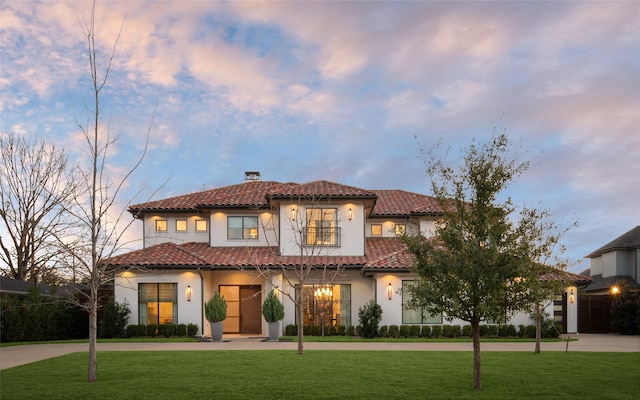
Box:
[0,131,77,284]
[62,2,154,383]
[254,195,347,355]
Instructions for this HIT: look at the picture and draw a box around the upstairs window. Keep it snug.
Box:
[371,224,382,236]
[394,224,406,236]
[195,219,208,232]
[228,216,258,239]
[176,220,187,232]
[305,208,339,246]
[155,220,167,232]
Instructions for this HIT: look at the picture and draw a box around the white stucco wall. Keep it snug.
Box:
[209,211,278,248]
[115,270,203,334]
[279,202,365,256]
[143,214,210,247]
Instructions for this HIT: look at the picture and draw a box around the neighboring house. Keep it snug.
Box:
[108,172,586,336]
[0,276,89,298]
[579,226,640,333]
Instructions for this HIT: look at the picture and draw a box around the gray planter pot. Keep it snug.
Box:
[210,322,223,342]
[268,321,281,341]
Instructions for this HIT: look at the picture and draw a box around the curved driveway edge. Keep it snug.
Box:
[1,333,638,371]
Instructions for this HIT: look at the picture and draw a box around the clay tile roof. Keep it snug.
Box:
[268,180,377,199]
[364,237,414,270]
[371,190,442,216]
[539,269,593,284]
[104,242,208,266]
[585,226,640,258]
[129,181,293,212]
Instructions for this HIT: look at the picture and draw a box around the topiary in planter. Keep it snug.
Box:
[205,291,227,323]
[262,290,285,322]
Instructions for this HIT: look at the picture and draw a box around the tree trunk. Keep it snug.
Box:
[87,291,97,382]
[297,293,304,355]
[534,303,541,354]
[472,320,482,390]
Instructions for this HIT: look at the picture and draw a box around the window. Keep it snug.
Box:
[138,283,177,325]
[299,284,351,328]
[305,208,339,246]
[176,220,187,232]
[155,220,167,232]
[394,224,406,236]
[371,224,382,235]
[402,281,442,324]
[227,216,258,239]
[195,219,208,232]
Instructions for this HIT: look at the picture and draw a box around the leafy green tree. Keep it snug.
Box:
[403,133,569,390]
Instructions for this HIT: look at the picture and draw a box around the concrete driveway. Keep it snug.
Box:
[1,333,638,371]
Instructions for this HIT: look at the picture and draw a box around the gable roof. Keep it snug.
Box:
[585,226,640,258]
[129,180,441,218]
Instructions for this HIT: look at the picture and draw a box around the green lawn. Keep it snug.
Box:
[1,351,638,399]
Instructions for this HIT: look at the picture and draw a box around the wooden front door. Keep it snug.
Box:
[240,286,261,334]
[219,285,261,334]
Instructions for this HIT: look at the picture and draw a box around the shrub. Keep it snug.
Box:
[346,325,355,336]
[420,325,431,337]
[99,299,131,339]
[504,324,517,337]
[399,325,411,338]
[147,324,158,337]
[324,325,337,336]
[388,325,400,338]
[479,325,489,337]
[462,325,472,337]
[451,325,462,338]
[498,325,509,337]
[379,325,389,338]
[204,291,227,323]
[431,325,442,338]
[610,292,640,335]
[487,325,498,337]
[337,325,346,336]
[162,324,176,338]
[176,324,187,337]
[518,325,526,338]
[355,325,362,336]
[525,325,536,338]
[262,290,285,323]
[285,324,297,336]
[358,299,383,338]
[410,325,421,338]
[126,325,139,337]
[187,323,199,337]
[442,325,453,338]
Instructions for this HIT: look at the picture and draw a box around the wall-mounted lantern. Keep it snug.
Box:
[387,283,393,300]
[348,208,353,220]
[291,207,296,221]
[186,285,192,302]
[570,288,575,304]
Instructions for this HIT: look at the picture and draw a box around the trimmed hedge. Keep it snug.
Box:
[124,323,199,338]
[0,290,88,343]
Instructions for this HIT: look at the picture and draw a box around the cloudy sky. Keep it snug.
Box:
[1,1,639,273]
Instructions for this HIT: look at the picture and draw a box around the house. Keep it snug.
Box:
[579,226,640,333]
[109,172,586,336]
